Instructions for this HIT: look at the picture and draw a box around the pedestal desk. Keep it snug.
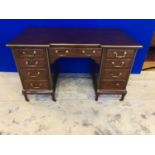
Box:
[6,28,142,101]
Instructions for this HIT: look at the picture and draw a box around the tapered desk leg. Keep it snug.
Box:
[52,92,56,101]
[120,92,127,101]
[22,90,29,102]
[95,92,99,101]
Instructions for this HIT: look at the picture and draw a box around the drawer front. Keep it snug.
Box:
[14,48,46,58]
[101,80,126,90]
[50,48,102,57]
[17,59,46,68]
[20,69,48,80]
[102,69,129,79]
[105,59,132,68]
[23,80,49,90]
[107,49,135,58]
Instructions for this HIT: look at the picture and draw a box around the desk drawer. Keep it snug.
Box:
[14,48,46,58]
[101,80,126,90]
[23,80,49,90]
[105,59,132,68]
[17,58,46,68]
[20,69,48,80]
[50,48,102,57]
[102,69,129,79]
[107,49,135,58]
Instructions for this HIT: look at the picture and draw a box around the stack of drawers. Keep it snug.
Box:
[13,48,51,95]
[99,48,136,96]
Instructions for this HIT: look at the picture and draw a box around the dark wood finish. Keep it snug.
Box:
[49,47,102,64]
[23,80,49,90]
[50,48,102,57]
[106,48,135,58]
[20,69,48,80]
[14,48,46,58]
[101,80,126,90]
[102,69,129,80]
[7,28,141,47]
[104,59,133,68]
[16,58,47,68]
[11,47,53,101]
[7,28,142,101]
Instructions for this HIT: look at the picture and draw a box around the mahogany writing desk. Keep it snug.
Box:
[7,28,142,101]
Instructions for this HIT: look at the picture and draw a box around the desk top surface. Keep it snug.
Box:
[7,28,142,48]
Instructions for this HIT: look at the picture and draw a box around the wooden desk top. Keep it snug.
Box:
[7,27,142,48]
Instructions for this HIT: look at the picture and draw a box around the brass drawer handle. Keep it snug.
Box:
[82,50,86,54]
[27,71,40,78]
[65,50,69,53]
[35,61,39,65]
[25,61,39,66]
[30,83,42,88]
[23,50,37,56]
[33,50,37,54]
[112,61,125,67]
[113,51,127,58]
[92,50,96,54]
[112,72,122,78]
[55,50,58,53]
[116,83,120,86]
[112,75,119,78]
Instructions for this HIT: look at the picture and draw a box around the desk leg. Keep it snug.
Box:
[52,93,56,101]
[22,90,29,102]
[51,62,60,102]
[120,92,127,101]
[91,61,99,101]
[95,92,99,101]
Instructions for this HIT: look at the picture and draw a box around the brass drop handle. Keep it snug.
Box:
[33,50,37,54]
[65,50,69,53]
[82,50,86,54]
[30,82,42,88]
[113,51,127,58]
[28,71,40,77]
[25,60,39,66]
[22,51,26,54]
[35,61,39,65]
[112,72,122,78]
[55,50,58,53]
[92,50,96,54]
[112,61,125,67]
[116,83,120,86]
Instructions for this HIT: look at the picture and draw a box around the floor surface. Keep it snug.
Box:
[0,72,155,135]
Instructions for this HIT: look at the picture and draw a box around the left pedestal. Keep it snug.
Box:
[11,47,54,101]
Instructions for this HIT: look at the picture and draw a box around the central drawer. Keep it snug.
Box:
[49,48,102,57]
